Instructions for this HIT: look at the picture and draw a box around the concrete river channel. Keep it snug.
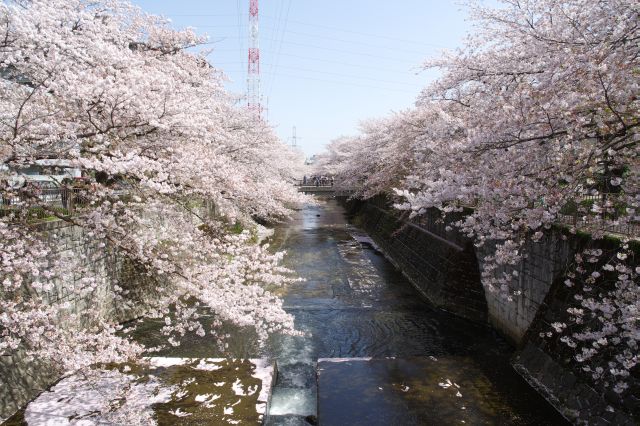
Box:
[260,197,567,425]
[5,198,569,425]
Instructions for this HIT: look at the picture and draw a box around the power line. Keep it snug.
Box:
[273,52,415,74]
[190,24,257,29]
[281,28,439,56]
[213,39,425,64]
[264,0,284,68]
[211,61,421,87]
[265,71,417,94]
[171,14,454,49]
[198,29,440,57]
[265,0,292,99]
[210,53,416,75]
[220,69,418,94]
[262,63,419,87]
[270,39,423,64]
[236,0,245,76]
[278,17,453,49]
[263,0,286,97]
[169,14,246,17]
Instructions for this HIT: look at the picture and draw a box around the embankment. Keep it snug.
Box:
[343,196,638,425]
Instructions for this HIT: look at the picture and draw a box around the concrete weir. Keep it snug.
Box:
[3,358,276,425]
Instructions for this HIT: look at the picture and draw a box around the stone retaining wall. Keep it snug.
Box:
[353,198,487,322]
[513,343,636,425]
[476,232,576,344]
[0,220,157,421]
[345,196,638,424]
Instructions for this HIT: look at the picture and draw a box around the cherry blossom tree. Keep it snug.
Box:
[0,0,305,381]
[316,109,430,199]
[321,0,639,394]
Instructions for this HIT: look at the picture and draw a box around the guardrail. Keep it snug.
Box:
[459,193,638,239]
[556,213,639,238]
[553,193,638,238]
[340,190,638,240]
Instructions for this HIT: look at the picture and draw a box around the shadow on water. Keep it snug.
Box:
[126,197,567,425]
[265,197,568,425]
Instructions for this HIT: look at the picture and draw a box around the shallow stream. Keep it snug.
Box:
[135,198,568,425]
[262,198,568,425]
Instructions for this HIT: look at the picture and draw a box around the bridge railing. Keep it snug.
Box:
[295,179,334,187]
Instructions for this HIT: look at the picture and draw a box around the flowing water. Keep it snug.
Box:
[262,198,567,425]
[134,197,567,424]
[3,197,569,426]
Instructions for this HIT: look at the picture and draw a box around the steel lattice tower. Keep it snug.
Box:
[291,126,297,147]
[247,0,261,118]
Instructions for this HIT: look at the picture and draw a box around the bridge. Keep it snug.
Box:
[295,182,354,197]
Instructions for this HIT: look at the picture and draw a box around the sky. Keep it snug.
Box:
[131,0,475,156]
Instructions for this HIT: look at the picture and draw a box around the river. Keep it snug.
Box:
[259,197,567,425]
[119,197,569,425]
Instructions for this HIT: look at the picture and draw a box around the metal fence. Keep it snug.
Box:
[425,192,638,240]
[554,193,638,238]
[1,187,91,220]
[556,213,640,238]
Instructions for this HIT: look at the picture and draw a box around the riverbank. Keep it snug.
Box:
[341,195,637,425]
[2,198,568,425]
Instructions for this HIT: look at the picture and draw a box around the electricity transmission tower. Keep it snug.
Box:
[247,0,262,119]
[288,126,303,152]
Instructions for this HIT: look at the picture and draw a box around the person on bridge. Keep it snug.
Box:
[303,175,307,185]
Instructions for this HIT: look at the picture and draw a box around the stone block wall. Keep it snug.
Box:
[514,235,639,425]
[513,343,636,425]
[346,197,638,424]
[0,220,158,421]
[476,231,576,344]
[0,350,59,423]
[351,197,487,322]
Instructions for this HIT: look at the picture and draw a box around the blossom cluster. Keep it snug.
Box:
[0,0,306,381]
[317,0,638,393]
